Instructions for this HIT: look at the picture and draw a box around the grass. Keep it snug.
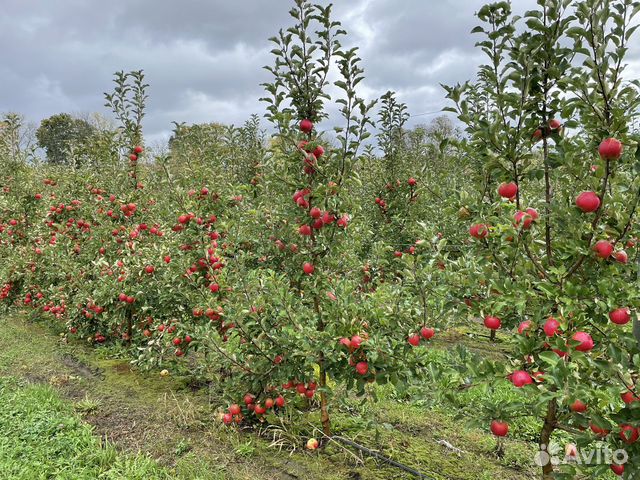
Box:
[0,312,542,479]
[0,377,171,480]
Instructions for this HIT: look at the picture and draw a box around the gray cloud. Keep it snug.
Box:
[1,0,638,145]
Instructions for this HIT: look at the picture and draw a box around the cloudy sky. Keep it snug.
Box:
[2,0,639,145]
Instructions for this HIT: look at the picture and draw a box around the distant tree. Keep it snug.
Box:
[1,113,37,162]
[168,121,228,169]
[168,115,266,185]
[35,113,95,165]
[377,90,409,162]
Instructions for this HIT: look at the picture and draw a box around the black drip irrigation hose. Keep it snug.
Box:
[330,435,435,479]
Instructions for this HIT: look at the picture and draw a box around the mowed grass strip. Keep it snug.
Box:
[0,377,171,480]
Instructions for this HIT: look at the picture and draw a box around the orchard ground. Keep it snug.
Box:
[0,313,538,480]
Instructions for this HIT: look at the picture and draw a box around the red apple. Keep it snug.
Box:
[408,177,417,187]
[498,182,518,199]
[469,223,489,239]
[490,420,509,437]
[408,334,420,346]
[355,361,368,375]
[514,208,538,229]
[611,464,624,476]
[575,191,601,213]
[532,129,543,141]
[518,320,532,335]
[549,119,562,130]
[621,390,639,404]
[599,138,623,160]
[594,240,614,258]
[610,308,631,325]
[484,315,501,330]
[572,331,594,352]
[590,423,610,437]
[614,250,628,264]
[299,224,312,236]
[544,317,561,337]
[420,327,435,340]
[511,370,533,388]
[313,145,324,158]
[303,262,314,275]
[229,404,241,415]
[570,399,588,413]
[620,424,638,444]
[300,119,313,134]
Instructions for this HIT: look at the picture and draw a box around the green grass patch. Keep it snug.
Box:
[0,377,171,480]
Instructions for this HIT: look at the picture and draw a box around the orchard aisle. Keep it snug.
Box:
[0,314,339,480]
[0,314,536,480]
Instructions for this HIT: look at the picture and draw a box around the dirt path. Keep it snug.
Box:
[0,314,354,480]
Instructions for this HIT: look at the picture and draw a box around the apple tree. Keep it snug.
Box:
[445,0,640,477]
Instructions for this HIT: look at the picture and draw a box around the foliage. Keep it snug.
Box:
[35,113,95,165]
[445,0,640,477]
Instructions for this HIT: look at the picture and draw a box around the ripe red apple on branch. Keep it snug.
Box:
[490,420,509,437]
[609,308,631,325]
[498,182,518,199]
[575,191,600,213]
[299,119,313,134]
[598,138,623,160]
[511,370,533,388]
[469,223,489,239]
[569,399,587,413]
[593,240,614,259]
[483,315,501,330]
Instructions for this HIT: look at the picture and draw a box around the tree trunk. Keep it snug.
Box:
[314,295,331,439]
[540,399,557,479]
[126,311,133,345]
[318,357,331,438]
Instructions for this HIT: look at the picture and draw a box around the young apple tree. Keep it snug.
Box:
[446,0,640,477]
